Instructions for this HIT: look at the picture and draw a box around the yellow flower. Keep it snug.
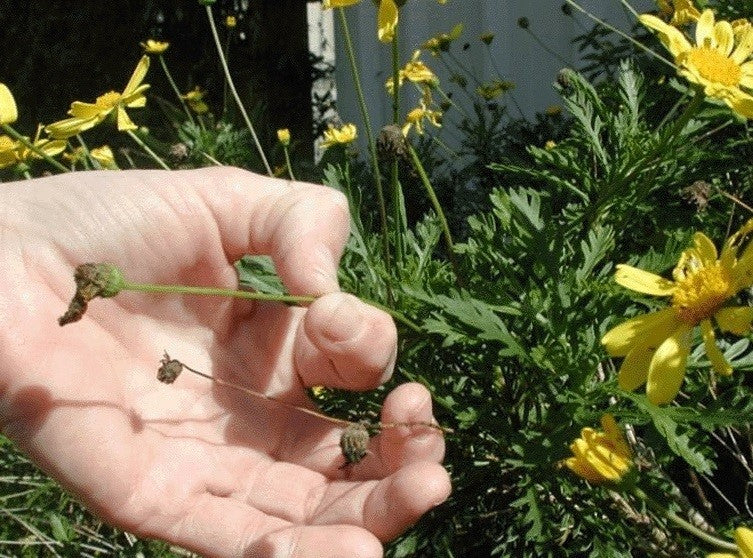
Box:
[225,15,237,28]
[90,145,118,169]
[0,126,66,168]
[386,50,439,94]
[562,414,633,484]
[0,83,18,124]
[656,0,700,26]
[46,56,150,138]
[321,123,357,149]
[181,86,209,114]
[277,128,291,146]
[708,527,753,558]
[140,39,170,55]
[0,136,18,168]
[401,101,442,136]
[639,9,753,118]
[321,0,398,43]
[602,220,753,404]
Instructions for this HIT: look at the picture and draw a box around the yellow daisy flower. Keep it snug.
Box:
[602,220,753,404]
[181,86,209,114]
[0,136,18,168]
[708,527,753,558]
[639,9,753,118]
[0,83,18,125]
[401,101,442,136]
[386,50,439,94]
[562,414,633,484]
[321,123,357,149]
[46,56,150,138]
[140,39,170,55]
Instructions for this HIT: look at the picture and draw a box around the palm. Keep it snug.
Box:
[0,169,449,557]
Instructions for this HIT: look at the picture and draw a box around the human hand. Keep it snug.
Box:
[0,168,450,557]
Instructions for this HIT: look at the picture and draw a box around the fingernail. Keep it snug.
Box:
[320,295,365,342]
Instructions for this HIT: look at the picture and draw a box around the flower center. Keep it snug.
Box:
[671,261,734,324]
[95,91,122,109]
[685,47,742,87]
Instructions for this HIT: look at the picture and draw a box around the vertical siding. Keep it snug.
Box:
[331,0,654,129]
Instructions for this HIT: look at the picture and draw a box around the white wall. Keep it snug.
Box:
[331,0,653,129]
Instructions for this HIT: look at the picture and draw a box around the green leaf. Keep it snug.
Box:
[236,255,285,295]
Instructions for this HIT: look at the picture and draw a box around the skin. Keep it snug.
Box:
[0,167,450,558]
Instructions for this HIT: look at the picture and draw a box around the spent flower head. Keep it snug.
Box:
[46,56,150,138]
[639,9,753,118]
[562,414,633,485]
[602,219,753,404]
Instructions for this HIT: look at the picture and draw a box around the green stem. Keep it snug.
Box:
[158,55,196,125]
[407,143,459,281]
[125,129,170,170]
[336,8,392,292]
[1,124,68,173]
[390,29,406,270]
[633,487,738,552]
[204,4,273,176]
[564,0,675,70]
[282,145,297,181]
[121,280,421,333]
[76,135,98,170]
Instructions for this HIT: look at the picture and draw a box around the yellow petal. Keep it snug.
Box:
[716,306,753,335]
[601,414,631,458]
[45,116,99,139]
[378,0,398,43]
[695,10,716,48]
[706,554,739,558]
[701,320,732,376]
[714,20,735,57]
[638,14,692,58]
[116,105,137,131]
[614,264,675,296]
[563,456,604,484]
[732,26,753,64]
[69,101,109,119]
[692,232,718,265]
[646,324,692,405]
[735,527,753,558]
[123,55,150,96]
[0,83,18,124]
[618,344,653,391]
[602,308,678,357]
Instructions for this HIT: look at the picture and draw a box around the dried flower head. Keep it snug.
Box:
[340,421,371,466]
[59,263,125,325]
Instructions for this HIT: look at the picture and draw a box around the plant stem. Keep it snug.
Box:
[633,487,738,552]
[390,29,406,270]
[120,280,421,333]
[407,142,459,281]
[336,8,392,289]
[564,0,676,70]
[1,124,68,173]
[204,4,273,176]
[282,145,297,181]
[124,130,170,170]
[76,134,98,170]
[158,54,195,125]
